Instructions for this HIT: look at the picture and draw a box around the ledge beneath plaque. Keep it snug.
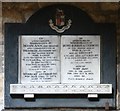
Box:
[10,84,112,97]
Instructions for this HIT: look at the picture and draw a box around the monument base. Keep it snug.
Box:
[10,84,112,98]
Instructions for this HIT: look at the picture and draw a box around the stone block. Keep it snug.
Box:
[89,13,106,22]
[75,3,100,12]
[100,3,119,11]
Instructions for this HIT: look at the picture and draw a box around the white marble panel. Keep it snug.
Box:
[19,35,60,83]
[61,35,100,83]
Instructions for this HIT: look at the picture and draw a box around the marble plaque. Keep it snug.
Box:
[61,35,100,83]
[19,35,60,83]
[19,35,100,84]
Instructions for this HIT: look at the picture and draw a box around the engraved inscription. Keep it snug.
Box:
[19,35,100,84]
[19,35,60,83]
[61,35,100,83]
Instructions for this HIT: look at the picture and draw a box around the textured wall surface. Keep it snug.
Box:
[0,1,3,111]
[1,2,120,110]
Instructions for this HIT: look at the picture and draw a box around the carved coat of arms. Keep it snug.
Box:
[49,9,72,33]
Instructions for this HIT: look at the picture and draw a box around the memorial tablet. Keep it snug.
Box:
[19,35,60,83]
[61,35,100,83]
[19,35,100,84]
[5,4,116,108]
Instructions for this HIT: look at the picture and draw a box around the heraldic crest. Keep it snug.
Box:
[49,9,72,33]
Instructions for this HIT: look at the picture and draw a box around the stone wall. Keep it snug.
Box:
[1,2,120,110]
